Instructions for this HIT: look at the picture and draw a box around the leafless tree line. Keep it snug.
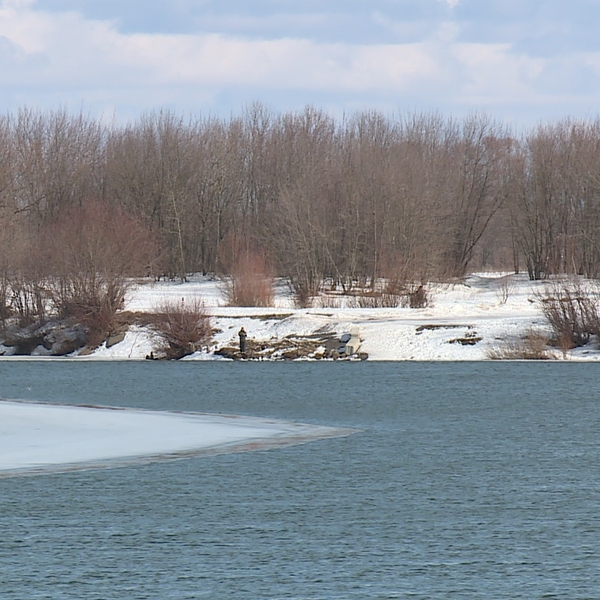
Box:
[3,105,600,299]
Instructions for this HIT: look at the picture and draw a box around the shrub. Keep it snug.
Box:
[50,275,126,348]
[8,274,48,327]
[378,248,408,296]
[495,276,516,305]
[0,276,9,326]
[151,297,212,359]
[401,284,428,309]
[0,222,11,327]
[539,281,600,351]
[1,226,49,327]
[221,251,274,307]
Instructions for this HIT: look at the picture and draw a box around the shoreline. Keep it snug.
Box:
[3,273,600,361]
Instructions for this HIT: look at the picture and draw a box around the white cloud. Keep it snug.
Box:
[0,4,447,91]
[435,21,460,43]
[1,0,600,124]
[1,0,35,8]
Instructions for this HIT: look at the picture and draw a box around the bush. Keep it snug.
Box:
[221,251,274,307]
[50,275,126,348]
[1,225,49,328]
[539,281,600,351]
[0,237,12,327]
[6,273,47,327]
[151,297,212,359]
[0,276,9,325]
[401,284,428,309]
[495,276,516,305]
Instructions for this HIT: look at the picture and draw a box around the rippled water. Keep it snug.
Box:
[1,361,600,599]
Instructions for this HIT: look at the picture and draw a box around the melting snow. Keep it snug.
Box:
[4,272,600,361]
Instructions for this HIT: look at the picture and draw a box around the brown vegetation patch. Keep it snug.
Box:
[150,298,213,359]
[539,281,600,351]
[486,329,555,360]
[220,244,274,307]
[405,285,429,308]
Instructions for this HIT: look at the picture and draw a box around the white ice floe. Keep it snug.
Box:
[0,400,352,477]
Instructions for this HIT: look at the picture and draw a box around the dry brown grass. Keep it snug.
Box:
[317,282,419,309]
[486,329,556,360]
[351,293,401,308]
[317,294,341,308]
[317,292,400,309]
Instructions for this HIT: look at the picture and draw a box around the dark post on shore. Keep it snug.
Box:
[238,327,247,355]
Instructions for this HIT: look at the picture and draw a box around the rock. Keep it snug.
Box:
[212,333,364,362]
[31,344,52,357]
[213,347,235,359]
[43,323,87,355]
[1,320,88,356]
[106,331,126,348]
[0,343,15,356]
[1,321,45,355]
[448,336,482,346]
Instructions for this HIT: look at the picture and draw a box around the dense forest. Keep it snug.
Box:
[2,104,600,301]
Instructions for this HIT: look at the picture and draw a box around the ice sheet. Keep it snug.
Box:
[0,400,352,476]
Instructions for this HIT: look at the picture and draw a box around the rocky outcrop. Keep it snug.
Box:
[214,331,368,361]
[0,320,87,356]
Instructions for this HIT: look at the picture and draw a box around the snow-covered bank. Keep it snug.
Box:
[89,273,600,361]
[3,272,600,361]
[0,400,353,477]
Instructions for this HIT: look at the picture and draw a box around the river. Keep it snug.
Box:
[1,361,599,598]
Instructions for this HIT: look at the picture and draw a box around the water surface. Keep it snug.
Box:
[1,361,599,599]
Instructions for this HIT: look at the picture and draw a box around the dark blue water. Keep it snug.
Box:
[1,361,600,599]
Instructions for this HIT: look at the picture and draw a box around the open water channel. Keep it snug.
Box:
[1,361,600,599]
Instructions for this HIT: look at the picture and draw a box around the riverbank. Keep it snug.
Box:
[2,272,600,361]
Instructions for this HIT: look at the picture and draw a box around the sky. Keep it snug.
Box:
[1,0,600,126]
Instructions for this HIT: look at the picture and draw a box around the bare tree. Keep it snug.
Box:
[3,105,600,298]
[436,115,510,277]
[44,199,159,342]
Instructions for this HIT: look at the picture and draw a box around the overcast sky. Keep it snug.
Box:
[1,0,600,125]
